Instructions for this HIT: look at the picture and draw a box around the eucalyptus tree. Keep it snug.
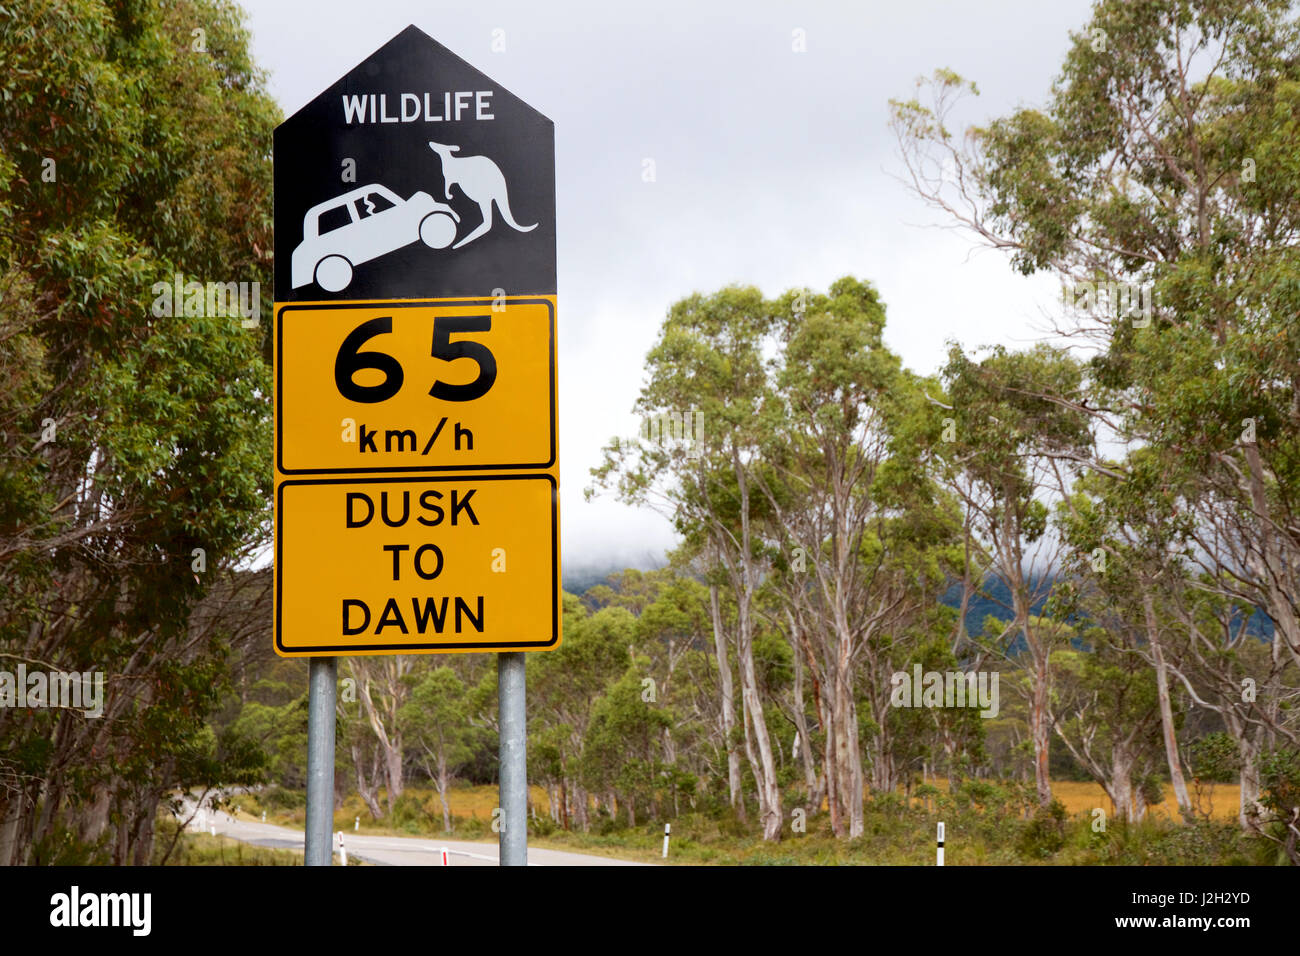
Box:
[0,0,276,864]
[756,278,963,833]
[527,604,632,831]
[399,666,481,832]
[891,0,1300,824]
[940,345,1092,807]
[590,285,785,839]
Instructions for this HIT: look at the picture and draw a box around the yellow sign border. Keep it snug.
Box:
[273,473,560,656]
[275,297,556,475]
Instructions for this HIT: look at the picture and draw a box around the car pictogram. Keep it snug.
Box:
[291,184,460,292]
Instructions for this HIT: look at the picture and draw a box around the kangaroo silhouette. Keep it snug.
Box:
[428,142,537,249]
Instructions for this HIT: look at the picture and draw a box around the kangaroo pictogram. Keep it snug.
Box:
[428,141,537,249]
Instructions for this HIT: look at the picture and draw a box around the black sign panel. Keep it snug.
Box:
[273,25,555,301]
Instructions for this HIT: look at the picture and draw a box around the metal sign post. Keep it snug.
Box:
[304,657,337,866]
[498,652,527,866]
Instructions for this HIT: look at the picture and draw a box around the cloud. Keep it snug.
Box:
[245,0,1095,567]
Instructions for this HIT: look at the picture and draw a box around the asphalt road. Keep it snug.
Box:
[184,801,652,867]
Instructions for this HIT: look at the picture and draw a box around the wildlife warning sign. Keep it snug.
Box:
[273,26,559,656]
[273,24,555,302]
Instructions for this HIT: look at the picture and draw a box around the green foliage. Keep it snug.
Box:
[0,0,278,864]
[1188,732,1240,784]
[581,663,675,819]
[1017,799,1068,858]
[1259,748,1300,821]
[260,785,307,812]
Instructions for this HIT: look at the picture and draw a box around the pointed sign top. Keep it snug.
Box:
[274,26,555,301]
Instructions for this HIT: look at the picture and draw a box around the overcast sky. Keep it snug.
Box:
[243,0,1096,572]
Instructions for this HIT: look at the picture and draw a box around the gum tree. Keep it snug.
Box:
[590,285,785,840]
[940,345,1091,807]
[891,0,1300,824]
[756,278,960,834]
[0,0,276,863]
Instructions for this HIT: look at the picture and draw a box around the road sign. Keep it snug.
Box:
[276,475,558,655]
[273,25,559,658]
[277,297,555,474]
[273,25,554,302]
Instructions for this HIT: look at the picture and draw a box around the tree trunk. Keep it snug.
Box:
[1108,747,1134,823]
[709,577,744,817]
[1142,589,1191,816]
[351,741,383,820]
[1030,651,1053,808]
[831,659,864,836]
[732,451,782,841]
[739,622,783,840]
[788,616,819,801]
[572,782,589,832]
[437,757,451,833]
[1238,736,1262,832]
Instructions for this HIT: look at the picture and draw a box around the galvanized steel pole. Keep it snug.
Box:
[498,652,527,866]
[305,657,337,866]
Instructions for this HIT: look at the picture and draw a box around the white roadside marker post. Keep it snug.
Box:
[354,815,360,832]
[937,822,945,866]
[662,823,671,859]
[337,830,347,867]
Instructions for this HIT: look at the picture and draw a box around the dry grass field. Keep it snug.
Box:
[1050,780,1239,822]
[284,779,1241,829]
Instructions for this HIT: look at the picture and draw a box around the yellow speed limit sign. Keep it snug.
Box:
[277,297,555,474]
[273,296,559,656]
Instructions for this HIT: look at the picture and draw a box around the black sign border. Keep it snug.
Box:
[275,473,559,654]
[276,298,556,474]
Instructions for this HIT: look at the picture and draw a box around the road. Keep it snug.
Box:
[184,801,652,866]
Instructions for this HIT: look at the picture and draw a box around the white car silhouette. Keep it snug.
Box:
[291,183,460,292]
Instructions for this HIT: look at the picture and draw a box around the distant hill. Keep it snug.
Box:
[941,575,1272,642]
[566,558,1273,640]
[941,577,1047,641]
[561,554,666,596]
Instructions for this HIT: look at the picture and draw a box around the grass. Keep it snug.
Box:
[1050,779,1240,822]
[155,828,304,865]
[233,777,1276,865]
[154,814,368,865]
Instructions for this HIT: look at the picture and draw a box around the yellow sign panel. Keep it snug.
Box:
[273,295,560,657]
[277,297,555,474]
[275,475,558,655]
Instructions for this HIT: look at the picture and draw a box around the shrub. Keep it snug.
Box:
[457,816,488,839]
[262,785,306,811]
[389,792,428,829]
[1017,799,1067,858]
